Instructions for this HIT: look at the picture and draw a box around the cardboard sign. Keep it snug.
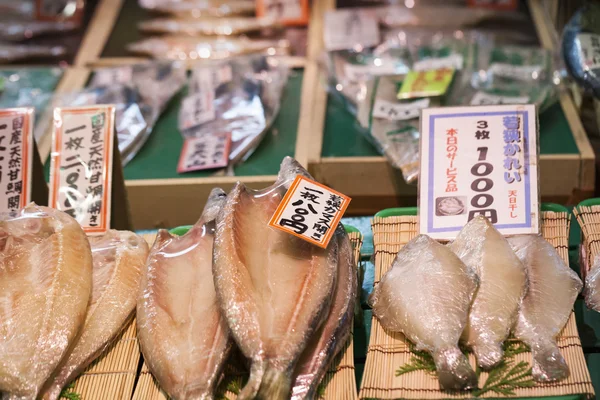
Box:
[398,69,454,99]
[269,175,351,248]
[256,0,309,26]
[324,9,380,51]
[373,98,430,121]
[177,133,232,173]
[419,104,539,240]
[49,105,116,235]
[0,108,34,213]
[470,92,529,106]
[577,33,600,71]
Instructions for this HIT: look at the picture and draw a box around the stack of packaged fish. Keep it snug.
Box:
[0,205,150,399]
[370,216,582,390]
[130,0,290,61]
[138,156,358,399]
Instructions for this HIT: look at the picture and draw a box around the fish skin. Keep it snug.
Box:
[213,157,338,400]
[138,188,231,400]
[369,234,478,390]
[0,204,92,399]
[291,226,357,400]
[40,230,149,400]
[448,216,527,369]
[584,253,600,312]
[508,235,583,382]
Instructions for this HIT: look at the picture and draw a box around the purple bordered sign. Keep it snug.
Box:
[418,104,539,240]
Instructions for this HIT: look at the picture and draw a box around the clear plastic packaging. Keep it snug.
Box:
[42,230,148,400]
[369,234,478,390]
[179,56,289,165]
[585,253,600,312]
[508,235,583,382]
[0,204,92,398]
[448,216,526,369]
[213,157,339,399]
[0,43,65,63]
[127,35,290,61]
[138,188,232,400]
[138,16,278,36]
[140,0,256,17]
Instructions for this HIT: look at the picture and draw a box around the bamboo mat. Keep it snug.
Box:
[359,212,595,400]
[573,205,600,280]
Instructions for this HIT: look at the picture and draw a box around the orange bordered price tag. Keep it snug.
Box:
[0,108,34,213]
[49,105,116,235]
[177,132,232,173]
[269,176,351,248]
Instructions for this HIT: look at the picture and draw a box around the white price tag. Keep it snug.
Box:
[324,9,380,51]
[577,33,600,71]
[177,132,231,173]
[470,91,529,106]
[92,67,133,87]
[419,104,539,239]
[489,63,543,81]
[372,98,430,121]
[269,175,351,248]
[0,108,34,213]
[343,61,404,81]
[49,106,116,235]
[413,54,464,71]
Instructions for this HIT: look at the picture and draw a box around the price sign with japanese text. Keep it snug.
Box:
[0,108,34,213]
[177,132,232,173]
[419,104,539,240]
[269,176,351,248]
[49,105,116,235]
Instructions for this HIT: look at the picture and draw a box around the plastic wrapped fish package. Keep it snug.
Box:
[179,55,289,166]
[138,0,256,17]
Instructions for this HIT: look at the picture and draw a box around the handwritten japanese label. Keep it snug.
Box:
[577,33,600,71]
[413,54,464,72]
[269,175,351,248]
[0,108,34,213]
[180,91,215,131]
[489,63,543,81]
[49,106,116,235]
[398,69,454,99]
[470,91,529,106]
[419,104,539,239]
[177,132,231,173]
[372,98,430,121]
[324,9,380,51]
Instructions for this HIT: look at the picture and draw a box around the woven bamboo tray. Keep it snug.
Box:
[573,201,600,280]
[359,210,595,400]
[130,230,362,400]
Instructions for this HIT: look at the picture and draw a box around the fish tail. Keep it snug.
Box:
[585,271,600,312]
[473,340,504,369]
[433,346,478,391]
[531,340,569,382]
[237,360,265,400]
[255,366,292,400]
[39,385,62,400]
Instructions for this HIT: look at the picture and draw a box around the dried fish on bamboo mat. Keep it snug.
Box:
[360,212,595,400]
[574,204,600,280]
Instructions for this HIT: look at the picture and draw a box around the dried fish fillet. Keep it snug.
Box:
[585,253,600,312]
[291,227,357,400]
[508,235,582,382]
[213,157,338,400]
[41,230,149,400]
[139,16,278,36]
[149,0,256,17]
[369,235,478,390]
[448,216,526,369]
[0,205,92,399]
[127,35,289,61]
[138,188,231,399]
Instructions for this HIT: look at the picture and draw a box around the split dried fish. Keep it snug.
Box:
[138,188,231,399]
[369,234,478,390]
[448,216,526,369]
[509,235,583,382]
[213,157,338,399]
[0,205,92,399]
[41,230,149,400]
[585,253,600,312]
[139,16,278,36]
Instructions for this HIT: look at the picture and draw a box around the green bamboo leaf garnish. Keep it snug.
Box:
[60,383,81,400]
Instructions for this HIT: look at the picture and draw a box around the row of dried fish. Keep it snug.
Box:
[370,216,582,390]
[0,206,149,399]
[138,156,357,400]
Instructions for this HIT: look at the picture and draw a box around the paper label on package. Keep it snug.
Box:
[180,92,215,130]
[344,61,404,81]
[177,132,231,173]
[269,175,351,248]
[489,63,543,81]
[92,67,134,87]
[419,104,539,239]
[373,98,430,121]
[470,91,529,106]
[413,54,464,71]
[577,33,600,71]
[324,9,380,51]
[49,106,116,235]
[398,69,454,99]
[0,108,34,213]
